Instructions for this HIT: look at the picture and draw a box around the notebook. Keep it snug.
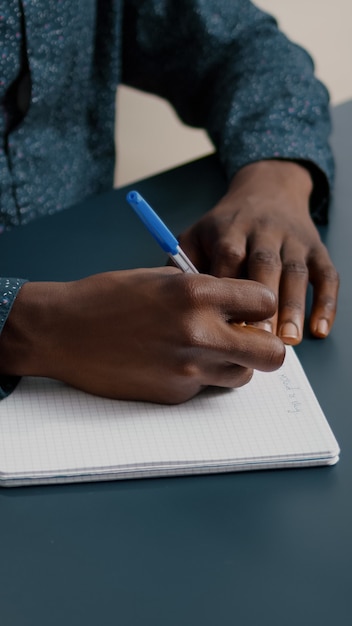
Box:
[0,346,340,487]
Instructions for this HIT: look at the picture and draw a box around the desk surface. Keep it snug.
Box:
[0,102,351,626]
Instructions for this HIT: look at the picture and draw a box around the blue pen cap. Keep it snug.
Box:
[126,191,179,255]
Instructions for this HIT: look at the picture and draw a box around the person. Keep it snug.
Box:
[0,0,339,404]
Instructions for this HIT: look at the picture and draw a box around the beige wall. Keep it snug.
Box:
[115,0,352,187]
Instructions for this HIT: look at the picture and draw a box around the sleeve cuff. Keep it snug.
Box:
[294,159,330,225]
[0,278,28,399]
[0,375,21,399]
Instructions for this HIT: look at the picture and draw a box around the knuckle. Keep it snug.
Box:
[214,241,245,266]
[282,260,309,277]
[316,293,338,312]
[250,248,281,269]
[176,311,213,354]
[175,274,203,307]
[177,273,222,312]
[319,265,340,285]
[231,367,254,388]
[175,354,202,381]
[282,297,305,312]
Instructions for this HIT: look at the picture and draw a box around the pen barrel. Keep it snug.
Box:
[171,248,198,274]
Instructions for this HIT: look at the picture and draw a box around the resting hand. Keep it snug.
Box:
[178,160,339,345]
[0,268,284,404]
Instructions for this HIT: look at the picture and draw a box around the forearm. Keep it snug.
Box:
[122,0,333,221]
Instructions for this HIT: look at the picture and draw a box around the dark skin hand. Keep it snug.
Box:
[0,268,285,404]
[0,160,337,404]
[178,160,340,345]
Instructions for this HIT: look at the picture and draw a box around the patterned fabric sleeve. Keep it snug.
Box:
[122,0,334,223]
[0,277,28,399]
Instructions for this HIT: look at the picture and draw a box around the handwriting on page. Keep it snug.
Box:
[279,373,302,414]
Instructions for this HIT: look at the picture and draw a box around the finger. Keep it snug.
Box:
[209,231,248,278]
[188,274,278,323]
[217,323,286,372]
[246,232,282,334]
[204,363,254,389]
[276,244,309,345]
[178,229,209,273]
[308,249,339,338]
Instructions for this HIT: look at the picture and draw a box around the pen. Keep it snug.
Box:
[126,190,198,274]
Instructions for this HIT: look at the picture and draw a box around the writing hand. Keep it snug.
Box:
[0,268,284,404]
[178,160,339,345]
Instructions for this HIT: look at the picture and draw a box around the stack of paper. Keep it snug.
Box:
[0,347,340,486]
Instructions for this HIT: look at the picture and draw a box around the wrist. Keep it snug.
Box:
[0,281,65,378]
[229,159,314,198]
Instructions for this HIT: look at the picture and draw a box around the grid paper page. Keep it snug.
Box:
[0,347,340,485]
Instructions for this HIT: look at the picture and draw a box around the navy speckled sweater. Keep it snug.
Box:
[0,0,334,397]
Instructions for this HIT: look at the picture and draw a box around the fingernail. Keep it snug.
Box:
[279,322,298,340]
[316,318,329,337]
[261,321,273,333]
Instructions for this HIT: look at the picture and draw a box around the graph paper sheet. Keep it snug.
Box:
[0,347,340,486]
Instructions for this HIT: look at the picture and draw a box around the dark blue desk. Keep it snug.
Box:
[0,102,351,626]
